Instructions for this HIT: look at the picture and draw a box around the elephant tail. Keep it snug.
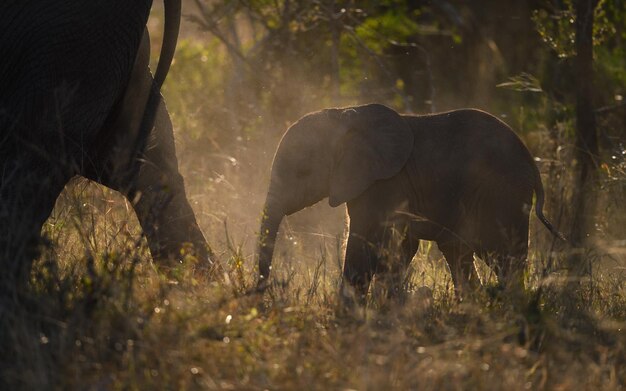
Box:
[153,0,181,89]
[533,169,568,242]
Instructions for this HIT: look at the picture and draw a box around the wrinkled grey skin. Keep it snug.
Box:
[0,0,210,291]
[257,104,563,301]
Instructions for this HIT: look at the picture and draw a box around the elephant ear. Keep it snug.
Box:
[328,104,414,207]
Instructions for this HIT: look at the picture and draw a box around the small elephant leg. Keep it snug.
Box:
[341,232,378,304]
[479,247,528,297]
[341,183,418,304]
[375,227,419,300]
[478,249,527,308]
[477,211,530,297]
[342,221,419,306]
[437,240,479,300]
[390,232,420,285]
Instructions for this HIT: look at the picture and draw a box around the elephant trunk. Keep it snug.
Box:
[257,195,285,288]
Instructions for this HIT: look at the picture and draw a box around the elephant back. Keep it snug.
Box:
[0,1,150,169]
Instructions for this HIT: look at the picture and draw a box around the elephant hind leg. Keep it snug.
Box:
[478,246,528,295]
[437,240,479,300]
[0,157,68,294]
[127,94,211,267]
[478,211,530,288]
[86,80,212,270]
[476,220,530,306]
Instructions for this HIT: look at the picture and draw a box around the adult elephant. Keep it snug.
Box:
[256,104,565,301]
[0,0,210,291]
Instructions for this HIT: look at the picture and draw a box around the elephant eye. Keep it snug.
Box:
[295,166,312,178]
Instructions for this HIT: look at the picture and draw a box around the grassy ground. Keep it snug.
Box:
[1,179,625,390]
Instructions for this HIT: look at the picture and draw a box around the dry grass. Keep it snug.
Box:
[1,177,625,390]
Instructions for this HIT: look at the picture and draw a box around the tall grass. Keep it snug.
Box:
[1,172,625,389]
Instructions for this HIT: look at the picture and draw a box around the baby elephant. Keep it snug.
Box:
[256,104,564,300]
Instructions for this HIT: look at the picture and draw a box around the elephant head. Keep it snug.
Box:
[257,104,414,285]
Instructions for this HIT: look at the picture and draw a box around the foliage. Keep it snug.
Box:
[532,0,616,58]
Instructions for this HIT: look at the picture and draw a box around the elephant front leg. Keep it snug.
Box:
[372,225,419,303]
[341,232,378,305]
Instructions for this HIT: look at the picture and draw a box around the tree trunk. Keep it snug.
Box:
[568,0,599,287]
